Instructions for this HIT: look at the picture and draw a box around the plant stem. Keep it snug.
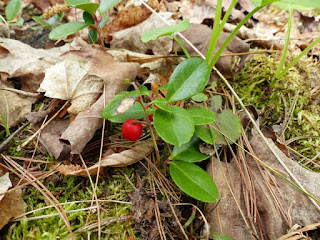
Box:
[171,34,191,58]
[131,82,161,168]
[270,5,293,87]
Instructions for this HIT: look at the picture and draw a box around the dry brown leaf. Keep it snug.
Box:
[0,37,90,92]
[38,54,104,115]
[0,173,26,230]
[204,129,320,239]
[55,138,155,176]
[111,12,175,55]
[0,82,36,128]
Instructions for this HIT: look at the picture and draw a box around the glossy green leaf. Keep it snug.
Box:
[5,0,21,21]
[170,161,219,202]
[49,21,90,39]
[170,135,209,162]
[32,16,50,27]
[99,16,109,29]
[151,98,173,112]
[138,85,149,96]
[167,58,210,102]
[141,19,190,43]
[274,0,320,10]
[154,106,194,146]
[210,232,233,240]
[109,102,145,123]
[100,0,122,15]
[187,108,215,125]
[101,91,139,119]
[83,11,94,25]
[195,125,216,145]
[213,110,241,145]
[88,29,98,43]
[65,0,90,4]
[73,2,99,15]
[251,0,278,7]
[191,92,208,102]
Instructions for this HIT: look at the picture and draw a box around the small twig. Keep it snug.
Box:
[0,88,41,98]
[0,121,30,152]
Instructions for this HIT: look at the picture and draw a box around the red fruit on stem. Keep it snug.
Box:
[148,106,158,122]
[121,119,142,141]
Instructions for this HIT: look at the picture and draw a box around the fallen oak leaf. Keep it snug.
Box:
[54,138,155,176]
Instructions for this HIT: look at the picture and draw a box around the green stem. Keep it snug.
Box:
[277,37,320,80]
[205,0,222,63]
[172,34,191,59]
[270,5,293,87]
[208,1,278,70]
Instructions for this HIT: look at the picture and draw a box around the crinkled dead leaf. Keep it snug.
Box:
[111,12,175,55]
[0,82,37,128]
[38,54,104,115]
[0,173,26,230]
[204,129,320,239]
[55,138,155,176]
[0,37,90,92]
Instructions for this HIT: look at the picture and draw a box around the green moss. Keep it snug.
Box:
[231,52,320,164]
[5,167,137,240]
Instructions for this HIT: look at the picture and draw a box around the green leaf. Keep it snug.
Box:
[167,58,210,102]
[100,0,122,15]
[83,11,95,25]
[170,135,209,162]
[65,0,90,4]
[209,95,222,112]
[99,16,109,29]
[170,161,219,202]
[102,91,140,119]
[195,125,216,145]
[109,102,145,123]
[32,16,50,27]
[151,98,173,112]
[49,21,90,39]
[191,92,208,102]
[154,106,194,146]
[138,85,149,96]
[213,110,241,145]
[5,0,21,21]
[187,108,215,125]
[141,19,190,43]
[274,0,320,10]
[158,83,168,90]
[8,17,23,26]
[251,0,278,7]
[73,3,99,15]
[211,232,233,240]
[88,29,98,43]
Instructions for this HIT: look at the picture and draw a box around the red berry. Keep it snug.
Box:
[148,106,158,122]
[121,119,142,141]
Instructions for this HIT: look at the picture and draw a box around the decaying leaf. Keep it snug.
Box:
[111,12,175,55]
[0,37,89,92]
[0,82,37,128]
[55,138,155,176]
[0,173,26,230]
[38,54,104,115]
[204,129,320,239]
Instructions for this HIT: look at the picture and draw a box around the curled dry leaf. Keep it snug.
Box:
[204,129,320,239]
[0,173,26,230]
[55,138,155,176]
[111,12,175,55]
[0,37,90,93]
[38,54,104,115]
[0,82,37,128]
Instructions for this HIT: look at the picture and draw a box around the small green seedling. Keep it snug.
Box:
[0,0,24,30]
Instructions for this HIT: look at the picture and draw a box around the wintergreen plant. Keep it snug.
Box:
[0,0,23,28]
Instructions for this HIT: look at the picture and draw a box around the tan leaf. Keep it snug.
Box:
[0,82,36,128]
[56,138,154,176]
[110,12,175,55]
[0,173,11,201]
[38,54,104,115]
